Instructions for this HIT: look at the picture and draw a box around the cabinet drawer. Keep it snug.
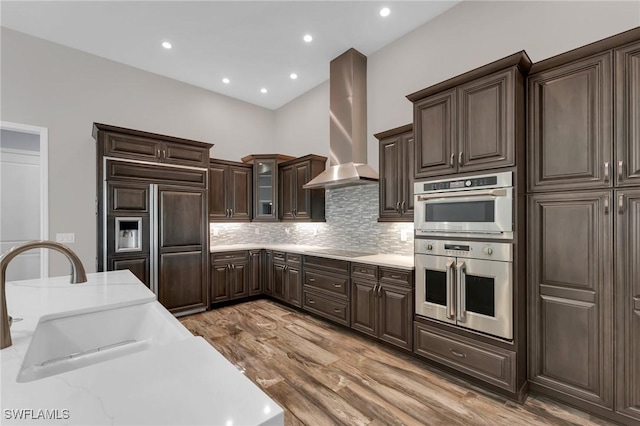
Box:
[104,132,161,162]
[380,268,413,287]
[351,263,378,280]
[287,253,301,264]
[163,141,208,168]
[273,251,286,262]
[303,290,349,326]
[414,323,516,391]
[212,251,248,263]
[304,256,349,274]
[304,269,349,298]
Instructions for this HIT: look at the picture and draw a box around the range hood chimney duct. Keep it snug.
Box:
[303,48,378,189]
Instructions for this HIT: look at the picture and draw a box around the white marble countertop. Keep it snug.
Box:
[1,270,283,425]
[210,244,415,270]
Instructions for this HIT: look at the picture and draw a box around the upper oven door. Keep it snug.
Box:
[415,188,513,236]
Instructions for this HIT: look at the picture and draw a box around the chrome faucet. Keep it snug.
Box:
[1,240,87,349]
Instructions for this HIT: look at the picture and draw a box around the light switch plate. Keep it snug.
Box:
[56,233,75,244]
[400,230,408,241]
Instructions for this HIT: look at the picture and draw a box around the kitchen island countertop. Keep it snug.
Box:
[210,244,414,270]
[1,270,283,426]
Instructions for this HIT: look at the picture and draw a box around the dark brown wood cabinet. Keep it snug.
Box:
[528,191,613,409]
[408,52,530,179]
[263,250,273,295]
[97,123,210,168]
[272,252,302,307]
[350,264,413,351]
[210,251,249,304]
[209,159,252,222]
[242,154,295,222]
[279,155,327,221]
[615,189,640,422]
[302,256,351,326]
[375,124,414,222]
[615,40,640,187]
[249,249,262,295]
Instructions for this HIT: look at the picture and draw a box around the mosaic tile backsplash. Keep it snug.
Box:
[210,183,414,256]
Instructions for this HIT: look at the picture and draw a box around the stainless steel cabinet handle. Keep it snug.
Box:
[333,308,341,313]
[401,201,406,214]
[333,283,342,288]
[604,161,610,183]
[450,349,467,358]
[360,269,368,273]
[227,263,231,270]
[396,201,400,213]
[445,260,455,319]
[604,196,610,215]
[450,153,455,167]
[230,209,234,218]
[456,261,466,322]
[619,195,625,214]
[308,278,315,282]
[391,274,401,279]
[372,284,378,295]
[459,152,463,166]
[156,148,161,158]
[308,299,315,304]
[618,160,624,181]
[378,285,383,296]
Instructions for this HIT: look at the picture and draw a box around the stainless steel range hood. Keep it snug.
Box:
[303,48,378,189]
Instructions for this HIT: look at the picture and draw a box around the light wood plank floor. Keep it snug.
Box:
[180,299,613,426]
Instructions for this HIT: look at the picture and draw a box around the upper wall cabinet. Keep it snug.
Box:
[95,123,210,169]
[279,154,327,222]
[209,159,252,222]
[407,52,530,179]
[375,124,414,222]
[528,33,640,192]
[242,154,295,222]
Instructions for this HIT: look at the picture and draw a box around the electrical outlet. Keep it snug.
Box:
[285,228,290,235]
[56,233,75,244]
[313,228,318,236]
[213,228,219,237]
[400,229,408,242]
[255,228,260,235]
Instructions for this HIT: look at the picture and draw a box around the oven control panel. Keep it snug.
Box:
[415,239,512,262]
[415,171,512,194]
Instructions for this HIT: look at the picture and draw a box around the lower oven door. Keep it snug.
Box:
[455,257,513,340]
[415,253,456,325]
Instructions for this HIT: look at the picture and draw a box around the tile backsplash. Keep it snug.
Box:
[210,183,414,255]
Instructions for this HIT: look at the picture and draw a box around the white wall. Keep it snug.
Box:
[273,1,640,170]
[1,28,275,276]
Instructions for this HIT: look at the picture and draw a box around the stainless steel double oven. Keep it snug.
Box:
[414,172,514,340]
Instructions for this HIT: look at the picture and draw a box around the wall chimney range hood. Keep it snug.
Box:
[303,48,378,189]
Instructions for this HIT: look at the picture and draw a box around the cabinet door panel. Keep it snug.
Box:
[159,188,204,248]
[379,137,402,219]
[294,163,310,219]
[616,189,640,420]
[229,166,252,221]
[351,280,377,337]
[111,256,149,288]
[458,68,515,172]
[104,132,160,162]
[263,251,273,295]
[403,134,415,216]
[162,141,208,168]
[414,89,456,178]
[209,163,228,220]
[279,166,294,220]
[249,250,262,296]
[230,262,249,299]
[528,53,612,191]
[615,41,640,187]
[528,191,613,409]
[159,251,206,312]
[109,182,149,213]
[211,263,230,302]
[273,263,286,301]
[287,266,302,308]
[379,284,413,350]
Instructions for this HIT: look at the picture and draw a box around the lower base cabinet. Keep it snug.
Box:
[210,251,249,303]
[351,264,413,351]
[272,252,301,307]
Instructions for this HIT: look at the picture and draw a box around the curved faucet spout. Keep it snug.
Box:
[1,240,87,350]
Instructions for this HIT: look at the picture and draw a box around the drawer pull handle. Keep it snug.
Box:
[450,349,467,358]
[391,275,401,279]
[333,283,342,288]
[309,278,316,282]
[360,269,367,273]
[333,308,341,313]
[308,299,315,304]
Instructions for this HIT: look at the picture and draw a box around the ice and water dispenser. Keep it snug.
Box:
[115,218,142,252]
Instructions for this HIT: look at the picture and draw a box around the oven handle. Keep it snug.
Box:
[446,260,455,319]
[456,261,466,322]
[417,188,508,201]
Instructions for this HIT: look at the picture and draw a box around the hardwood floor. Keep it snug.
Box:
[180,299,613,426]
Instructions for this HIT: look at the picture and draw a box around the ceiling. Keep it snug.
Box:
[1,1,459,110]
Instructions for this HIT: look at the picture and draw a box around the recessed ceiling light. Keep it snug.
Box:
[290,73,298,80]
[260,88,268,94]
[222,78,230,84]
[303,34,313,43]
[162,41,172,49]
[380,7,390,17]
